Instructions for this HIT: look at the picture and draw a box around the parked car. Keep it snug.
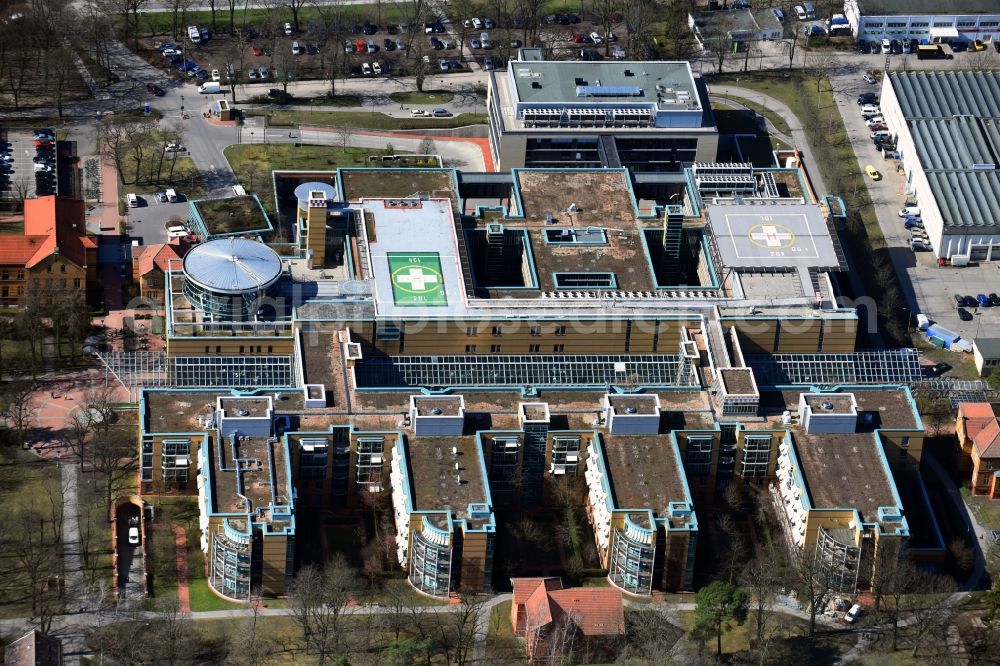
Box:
[979,294,991,307]
[903,219,923,230]
[973,39,986,51]
[438,58,449,71]
[364,22,378,35]
[251,44,263,56]
[211,69,220,81]
[953,293,965,306]
[483,17,495,28]
[863,73,877,84]
[384,38,395,50]
[128,527,140,546]
[200,27,210,41]
[989,293,1000,307]
[155,191,168,202]
[432,108,452,117]
[590,31,603,45]
[248,68,259,80]
[958,307,974,321]
[367,40,377,53]
[284,22,293,35]
[964,295,979,308]
[194,68,209,80]
[33,164,52,173]
[410,109,428,117]
[449,57,460,69]
[372,61,382,75]
[865,165,881,180]
[361,62,372,75]
[470,38,481,49]
[396,38,406,49]
[898,206,921,217]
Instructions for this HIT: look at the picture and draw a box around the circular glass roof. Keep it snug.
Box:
[182,238,283,295]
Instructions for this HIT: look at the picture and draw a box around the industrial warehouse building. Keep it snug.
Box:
[844,0,1000,44]
[879,71,1000,260]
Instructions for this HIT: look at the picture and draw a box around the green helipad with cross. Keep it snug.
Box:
[388,252,448,306]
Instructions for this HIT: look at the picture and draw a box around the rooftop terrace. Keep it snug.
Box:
[144,390,304,434]
[190,195,272,237]
[209,434,292,524]
[600,434,687,513]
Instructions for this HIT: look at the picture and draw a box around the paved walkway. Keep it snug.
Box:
[170,524,191,613]
[60,464,86,609]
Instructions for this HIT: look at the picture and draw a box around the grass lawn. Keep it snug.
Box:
[911,337,979,380]
[488,601,514,640]
[714,93,793,136]
[0,447,64,619]
[581,576,611,588]
[389,90,455,105]
[251,109,487,130]
[192,195,272,235]
[119,154,208,199]
[244,94,362,108]
[965,491,1000,532]
[225,143,374,178]
[189,578,243,612]
[356,578,449,607]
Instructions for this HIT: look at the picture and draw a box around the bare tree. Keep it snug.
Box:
[89,423,137,518]
[284,0,313,32]
[103,0,151,51]
[288,555,359,663]
[787,542,829,636]
[9,505,61,632]
[225,599,278,666]
[2,381,37,449]
[740,545,788,664]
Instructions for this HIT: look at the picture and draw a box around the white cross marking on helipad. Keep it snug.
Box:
[750,225,793,248]
[396,268,439,291]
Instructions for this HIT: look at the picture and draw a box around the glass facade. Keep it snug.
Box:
[409,529,453,597]
[96,352,296,389]
[354,354,692,388]
[356,437,385,488]
[210,527,253,600]
[608,526,655,595]
[551,436,581,476]
[741,436,771,479]
[489,436,520,496]
[746,350,922,387]
[814,526,862,594]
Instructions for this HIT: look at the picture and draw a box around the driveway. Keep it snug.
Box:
[127,198,189,245]
[115,502,146,602]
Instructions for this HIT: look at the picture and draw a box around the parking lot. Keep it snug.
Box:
[0,128,57,202]
[832,69,1000,350]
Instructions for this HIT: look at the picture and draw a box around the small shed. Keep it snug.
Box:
[211,99,236,121]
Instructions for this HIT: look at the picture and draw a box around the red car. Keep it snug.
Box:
[572,33,583,43]
[868,123,887,132]
[251,44,263,56]
[34,139,52,147]
[355,38,366,53]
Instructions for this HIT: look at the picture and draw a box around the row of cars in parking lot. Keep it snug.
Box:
[952,292,1000,321]
[0,129,58,198]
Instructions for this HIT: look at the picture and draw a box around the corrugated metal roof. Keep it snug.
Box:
[890,71,1000,119]
[926,171,1000,229]
[182,238,282,294]
[910,117,997,171]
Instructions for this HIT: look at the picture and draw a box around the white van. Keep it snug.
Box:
[187,25,201,43]
[199,81,221,94]
[167,229,190,239]
[165,188,178,203]
[794,5,807,20]
[166,225,187,234]
[860,104,880,115]
[844,604,861,623]
[126,193,139,208]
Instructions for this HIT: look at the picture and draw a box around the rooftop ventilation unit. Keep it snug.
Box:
[431,407,443,415]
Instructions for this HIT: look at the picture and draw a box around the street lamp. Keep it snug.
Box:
[901,306,911,336]
[180,94,185,118]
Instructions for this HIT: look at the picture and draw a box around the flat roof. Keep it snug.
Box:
[706,203,841,271]
[144,390,304,434]
[209,435,291,519]
[508,61,700,111]
[737,270,810,300]
[219,397,271,417]
[413,396,463,416]
[719,368,756,396]
[779,388,918,430]
[362,198,466,317]
[300,331,338,388]
[804,394,856,415]
[608,395,659,415]
[792,431,896,519]
[340,169,457,203]
[182,238,283,294]
[510,170,658,293]
[601,434,687,513]
[857,0,1000,15]
[407,436,487,519]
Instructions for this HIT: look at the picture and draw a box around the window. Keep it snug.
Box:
[465,345,477,354]
[957,21,975,27]
[466,327,478,336]
[911,22,928,27]
[239,346,245,353]
[985,461,994,470]
[73,278,81,288]
[267,345,272,353]
[492,326,502,336]
[981,21,999,27]
[932,22,953,27]
[204,346,210,353]
[16,270,23,280]
[553,272,618,289]
[46,265,52,273]
[1,270,7,280]
[60,264,66,273]
[17,287,23,295]
[528,344,540,353]
[1,287,7,298]
[553,344,564,353]
[490,344,501,353]
[900,436,910,448]
[555,326,566,336]
[530,326,541,336]
[887,22,906,27]
[215,345,221,353]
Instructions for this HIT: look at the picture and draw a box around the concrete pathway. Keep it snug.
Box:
[60,464,86,608]
[170,524,191,613]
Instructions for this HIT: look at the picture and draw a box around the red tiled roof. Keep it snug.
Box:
[514,577,624,638]
[512,577,562,605]
[135,243,183,277]
[0,235,48,264]
[22,196,91,268]
[547,588,624,636]
[973,418,1000,459]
